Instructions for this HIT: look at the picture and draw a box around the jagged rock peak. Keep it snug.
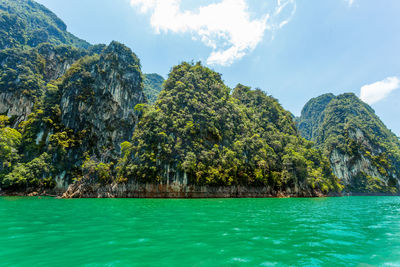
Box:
[297,93,335,141]
[298,92,400,193]
[103,41,141,67]
[60,41,146,158]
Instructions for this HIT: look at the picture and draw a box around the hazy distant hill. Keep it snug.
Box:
[143,73,164,104]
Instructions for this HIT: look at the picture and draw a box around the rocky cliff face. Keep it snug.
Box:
[0,44,87,127]
[60,42,145,157]
[0,93,34,128]
[0,0,150,195]
[297,93,335,141]
[38,44,87,82]
[330,128,388,185]
[298,93,400,193]
[0,48,41,126]
[62,180,325,199]
[0,42,146,192]
[0,0,90,127]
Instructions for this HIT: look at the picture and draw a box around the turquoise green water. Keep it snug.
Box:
[0,197,399,266]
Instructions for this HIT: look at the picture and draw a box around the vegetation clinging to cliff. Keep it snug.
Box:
[0,0,89,49]
[0,40,146,192]
[298,93,400,193]
[143,73,164,104]
[117,62,341,193]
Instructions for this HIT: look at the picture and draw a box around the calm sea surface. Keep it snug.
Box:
[0,196,399,266]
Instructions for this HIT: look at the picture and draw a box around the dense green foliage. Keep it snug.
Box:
[0,0,90,190]
[0,0,89,49]
[0,40,143,191]
[117,62,340,193]
[296,93,335,141]
[0,116,21,172]
[2,0,398,196]
[0,115,55,190]
[143,73,164,104]
[0,0,142,192]
[0,43,88,102]
[2,152,55,191]
[298,93,400,193]
[0,47,44,97]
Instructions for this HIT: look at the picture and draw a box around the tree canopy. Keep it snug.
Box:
[117,62,341,194]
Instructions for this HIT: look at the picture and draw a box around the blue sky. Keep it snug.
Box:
[36,0,400,136]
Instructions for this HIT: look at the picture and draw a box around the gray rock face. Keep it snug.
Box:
[0,41,146,191]
[329,128,395,187]
[0,44,87,127]
[0,93,34,127]
[330,149,386,185]
[0,48,42,126]
[298,93,400,192]
[62,179,324,199]
[37,44,87,82]
[0,41,143,157]
[297,93,335,141]
[60,41,146,158]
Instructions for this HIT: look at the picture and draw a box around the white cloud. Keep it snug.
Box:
[347,0,355,6]
[130,0,296,66]
[360,77,400,105]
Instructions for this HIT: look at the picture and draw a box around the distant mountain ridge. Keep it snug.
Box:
[143,73,164,104]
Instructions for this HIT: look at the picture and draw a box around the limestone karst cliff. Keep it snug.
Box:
[297,93,400,193]
[0,41,146,192]
[59,42,145,157]
[0,0,149,193]
[1,0,398,197]
[0,44,88,127]
[110,63,340,198]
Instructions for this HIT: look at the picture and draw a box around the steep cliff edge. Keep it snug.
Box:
[0,0,148,195]
[0,41,146,193]
[3,0,397,198]
[297,93,400,194]
[67,62,340,199]
[0,44,87,126]
[0,0,91,127]
[59,42,145,157]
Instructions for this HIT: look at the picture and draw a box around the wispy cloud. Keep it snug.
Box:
[360,77,400,105]
[346,0,355,7]
[130,0,296,66]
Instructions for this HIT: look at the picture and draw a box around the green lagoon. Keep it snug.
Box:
[0,197,399,266]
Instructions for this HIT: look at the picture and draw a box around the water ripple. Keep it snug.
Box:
[0,196,400,266]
